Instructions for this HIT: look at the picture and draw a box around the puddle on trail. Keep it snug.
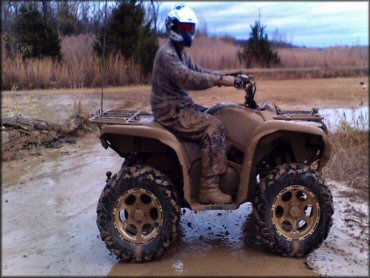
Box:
[319,106,368,131]
[2,132,368,276]
[307,181,369,276]
[2,133,313,276]
[109,207,312,277]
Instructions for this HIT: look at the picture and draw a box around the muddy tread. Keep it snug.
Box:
[97,164,180,263]
[253,163,334,257]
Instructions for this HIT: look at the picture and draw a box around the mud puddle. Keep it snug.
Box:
[109,207,312,277]
[307,181,369,276]
[2,132,313,276]
[2,132,368,276]
[319,106,369,131]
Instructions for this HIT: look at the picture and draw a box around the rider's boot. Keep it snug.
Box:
[198,175,232,204]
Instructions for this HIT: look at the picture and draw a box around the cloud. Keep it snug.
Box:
[160,1,369,47]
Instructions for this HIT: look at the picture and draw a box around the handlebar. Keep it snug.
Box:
[225,72,258,108]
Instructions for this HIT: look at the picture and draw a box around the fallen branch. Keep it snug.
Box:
[1,115,92,161]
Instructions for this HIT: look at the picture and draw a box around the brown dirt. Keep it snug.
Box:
[2,77,368,124]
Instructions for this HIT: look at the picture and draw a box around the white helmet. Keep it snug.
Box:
[165,4,198,47]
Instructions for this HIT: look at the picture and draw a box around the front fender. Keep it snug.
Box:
[237,120,331,204]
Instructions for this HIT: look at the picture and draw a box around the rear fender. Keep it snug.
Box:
[238,120,331,204]
[99,125,192,203]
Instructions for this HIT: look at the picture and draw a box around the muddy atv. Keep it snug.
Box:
[90,74,334,262]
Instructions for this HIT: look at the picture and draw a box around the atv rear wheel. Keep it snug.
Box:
[254,163,334,257]
[97,164,180,262]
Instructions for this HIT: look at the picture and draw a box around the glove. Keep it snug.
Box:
[233,75,245,89]
[234,73,253,89]
[218,75,235,87]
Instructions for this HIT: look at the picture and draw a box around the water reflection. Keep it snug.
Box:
[319,106,368,131]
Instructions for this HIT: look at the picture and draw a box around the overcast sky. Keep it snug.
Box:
[159,1,369,47]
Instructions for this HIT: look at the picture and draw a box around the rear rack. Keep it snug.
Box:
[274,107,323,122]
[89,110,153,125]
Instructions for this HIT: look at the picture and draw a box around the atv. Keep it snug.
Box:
[90,73,334,262]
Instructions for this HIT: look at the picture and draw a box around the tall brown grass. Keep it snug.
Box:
[2,34,146,90]
[277,47,369,68]
[2,34,368,90]
[323,122,369,202]
[162,36,369,70]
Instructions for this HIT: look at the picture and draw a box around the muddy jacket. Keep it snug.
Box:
[151,41,223,119]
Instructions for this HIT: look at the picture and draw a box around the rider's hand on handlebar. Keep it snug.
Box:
[218,75,235,87]
[234,73,254,89]
[233,75,245,89]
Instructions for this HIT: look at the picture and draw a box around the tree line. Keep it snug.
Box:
[2,0,160,74]
[2,1,114,37]
[2,0,280,79]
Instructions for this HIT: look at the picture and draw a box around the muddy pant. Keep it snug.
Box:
[156,104,227,177]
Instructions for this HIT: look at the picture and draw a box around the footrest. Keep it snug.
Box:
[190,202,239,211]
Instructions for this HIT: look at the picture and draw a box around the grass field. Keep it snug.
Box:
[2,34,368,90]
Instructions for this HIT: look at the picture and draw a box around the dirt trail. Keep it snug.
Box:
[2,77,367,125]
[2,77,369,276]
[2,132,368,276]
[2,132,313,276]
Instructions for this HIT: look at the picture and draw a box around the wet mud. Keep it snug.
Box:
[2,132,368,276]
[307,181,369,276]
[2,132,314,276]
[110,206,311,277]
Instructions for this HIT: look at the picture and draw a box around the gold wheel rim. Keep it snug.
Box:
[113,188,163,244]
[272,185,320,241]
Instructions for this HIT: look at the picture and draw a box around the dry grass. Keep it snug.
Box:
[2,34,146,90]
[278,47,368,68]
[161,36,369,70]
[2,34,368,90]
[323,127,368,202]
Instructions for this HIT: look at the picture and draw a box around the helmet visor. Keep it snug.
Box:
[178,23,195,33]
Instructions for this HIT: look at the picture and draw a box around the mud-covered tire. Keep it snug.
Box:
[253,163,334,257]
[97,164,180,262]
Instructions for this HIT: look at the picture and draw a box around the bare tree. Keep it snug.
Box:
[41,0,50,21]
[78,2,90,33]
[2,1,23,32]
[145,0,162,44]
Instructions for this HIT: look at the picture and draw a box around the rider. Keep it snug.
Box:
[151,4,240,204]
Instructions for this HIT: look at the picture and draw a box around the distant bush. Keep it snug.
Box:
[239,20,280,68]
[13,4,61,60]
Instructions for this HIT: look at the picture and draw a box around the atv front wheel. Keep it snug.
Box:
[254,163,334,257]
[97,164,180,262]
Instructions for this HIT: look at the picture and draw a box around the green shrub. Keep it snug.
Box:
[239,20,280,68]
